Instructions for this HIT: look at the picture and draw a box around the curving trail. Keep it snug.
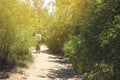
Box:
[8,45,82,80]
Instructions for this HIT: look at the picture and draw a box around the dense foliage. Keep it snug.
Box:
[40,0,120,80]
[42,0,91,53]
[0,0,38,66]
[63,0,120,80]
[1,0,119,79]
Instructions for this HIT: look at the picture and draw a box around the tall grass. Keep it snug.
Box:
[0,0,38,67]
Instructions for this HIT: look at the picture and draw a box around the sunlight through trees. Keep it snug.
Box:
[0,0,120,79]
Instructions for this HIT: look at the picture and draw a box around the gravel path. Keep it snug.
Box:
[7,45,82,80]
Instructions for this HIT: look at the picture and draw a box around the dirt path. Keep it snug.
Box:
[8,45,82,80]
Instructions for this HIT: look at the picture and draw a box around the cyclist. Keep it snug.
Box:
[34,33,42,53]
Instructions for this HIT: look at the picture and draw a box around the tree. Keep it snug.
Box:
[0,0,38,66]
[63,0,120,80]
[42,0,91,53]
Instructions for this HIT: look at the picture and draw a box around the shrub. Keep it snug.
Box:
[0,0,37,66]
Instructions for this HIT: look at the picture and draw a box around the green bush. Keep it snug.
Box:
[0,0,37,67]
[63,0,120,80]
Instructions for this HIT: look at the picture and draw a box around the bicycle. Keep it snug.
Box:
[36,41,41,53]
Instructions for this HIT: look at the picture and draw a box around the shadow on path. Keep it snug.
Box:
[0,66,14,79]
[47,68,80,80]
[40,49,82,80]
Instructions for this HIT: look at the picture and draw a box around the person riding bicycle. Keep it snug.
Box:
[34,33,42,53]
